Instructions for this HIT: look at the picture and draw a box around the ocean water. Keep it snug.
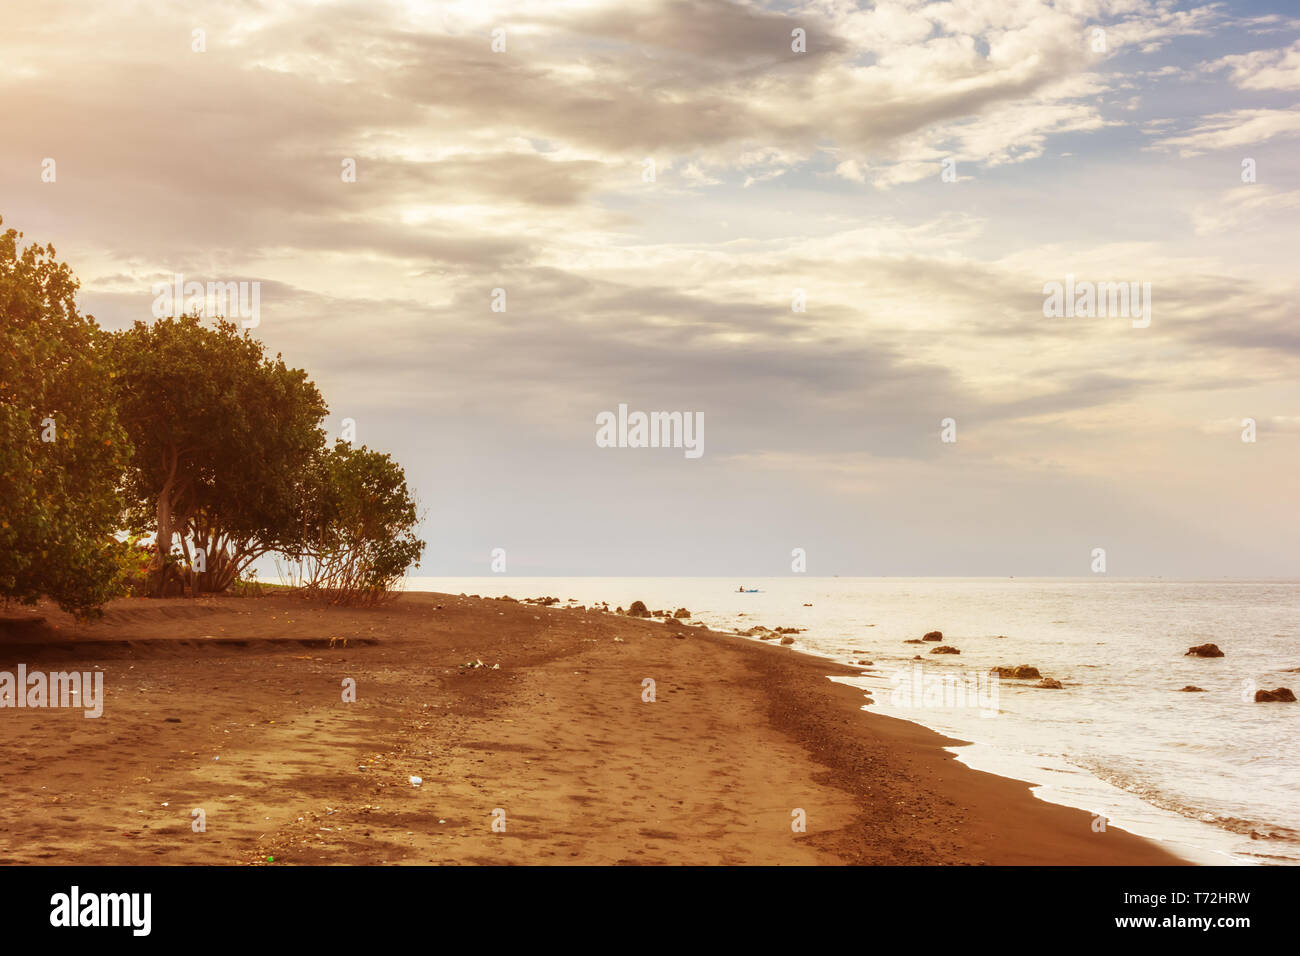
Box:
[405,576,1300,865]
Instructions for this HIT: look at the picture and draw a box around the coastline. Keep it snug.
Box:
[747,634,1233,865]
[0,591,1183,865]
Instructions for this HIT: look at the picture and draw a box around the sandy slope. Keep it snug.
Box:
[0,592,1181,865]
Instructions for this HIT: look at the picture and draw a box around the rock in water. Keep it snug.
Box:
[1185,643,1224,658]
[922,631,943,642]
[990,665,1041,680]
[930,645,960,654]
[1255,687,1296,703]
[1035,678,1063,689]
[1178,686,1207,692]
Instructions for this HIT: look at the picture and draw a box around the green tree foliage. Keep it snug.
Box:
[0,219,129,615]
[108,315,328,595]
[2,222,425,612]
[288,441,425,604]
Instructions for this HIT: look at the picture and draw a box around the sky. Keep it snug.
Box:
[2,0,1298,577]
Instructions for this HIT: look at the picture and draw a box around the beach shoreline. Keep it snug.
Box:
[0,591,1183,865]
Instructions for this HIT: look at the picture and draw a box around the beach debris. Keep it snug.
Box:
[1248,828,1290,840]
[1185,643,1224,658]
[409,776,422,786]
[739,626,770,637]
[626,600,650,618]
[674,608,691,618]
[774,626,803,634]
[1034,678,1063,689]
[922,631,943,642]
[930,645,960,655]
[803,603,813,607]
[1254,687,1296,702]
[990,665,1041,679]
[780,635,795,645]
[856,659,873,665]
[1178,685,1207,692]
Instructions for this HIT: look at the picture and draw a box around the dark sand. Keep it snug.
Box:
[0,592,1183,865]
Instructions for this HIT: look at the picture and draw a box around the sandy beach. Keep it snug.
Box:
[0,591,1181,866]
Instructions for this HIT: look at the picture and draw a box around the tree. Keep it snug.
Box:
[109,315,327,595]
[0,217,129,615]
[286,441,425,604]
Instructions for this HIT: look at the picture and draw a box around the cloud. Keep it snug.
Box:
[3,0,1299,574]
[1191,185,1300,235]
[1207,38,1300,90]
[1145,107,1300,155]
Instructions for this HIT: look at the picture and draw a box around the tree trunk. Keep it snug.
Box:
[151,491,173,597]
[150,451,179,598]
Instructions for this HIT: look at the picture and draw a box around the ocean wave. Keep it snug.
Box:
[1069,756,1300,852]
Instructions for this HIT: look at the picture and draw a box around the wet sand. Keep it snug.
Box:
[0,592,1183,865]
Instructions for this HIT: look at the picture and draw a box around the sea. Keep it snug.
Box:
[404,576,1299,865]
